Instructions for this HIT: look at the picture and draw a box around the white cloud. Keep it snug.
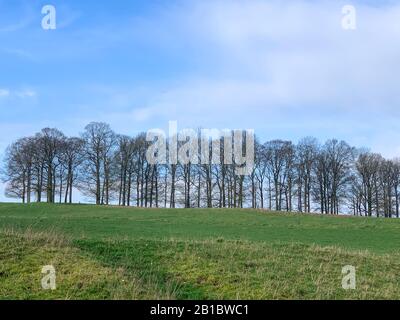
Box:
[82,0,400,157]
[2,48,35,61]
[0,89,10,97]
[0,88,36,99]
[176,0,400,112]
[16,89,36,98]
[2,0,399,160]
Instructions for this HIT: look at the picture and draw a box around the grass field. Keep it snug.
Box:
[1,203,400,300]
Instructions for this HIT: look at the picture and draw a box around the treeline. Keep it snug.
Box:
[2,122,400,217]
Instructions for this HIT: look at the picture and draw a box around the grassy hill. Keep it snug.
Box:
[1,203,399,299]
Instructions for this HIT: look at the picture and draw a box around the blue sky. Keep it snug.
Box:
[1,0,400,201]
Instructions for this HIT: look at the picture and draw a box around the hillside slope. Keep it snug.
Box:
[1,203,399,299]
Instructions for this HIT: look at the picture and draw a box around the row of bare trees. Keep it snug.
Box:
[2,122,400,217]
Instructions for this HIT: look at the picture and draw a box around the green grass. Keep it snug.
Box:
[1,203,400,299]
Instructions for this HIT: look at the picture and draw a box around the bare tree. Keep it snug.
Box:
[3,122,400,218]
[80,122,116,205]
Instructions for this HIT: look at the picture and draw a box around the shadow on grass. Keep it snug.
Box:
[74,239,210,299]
